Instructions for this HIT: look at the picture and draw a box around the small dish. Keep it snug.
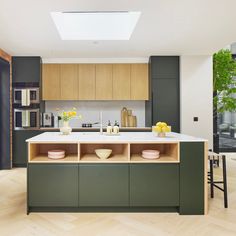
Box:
[48,150,65,159]
[142,150,160,159]
[95,149,112,159]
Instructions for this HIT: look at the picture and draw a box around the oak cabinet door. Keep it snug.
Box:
[60,64,78,100]
[131,64,149,100]
[95,64,113,100]
[78,64,95,100]
[112,64,131,100]
[42,64,61,100]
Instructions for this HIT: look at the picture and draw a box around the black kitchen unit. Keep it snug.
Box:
[0,58,11,169]
[12,56,42,167]
[145,56,180,132]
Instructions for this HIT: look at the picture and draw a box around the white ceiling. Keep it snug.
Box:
[0,0,236,58]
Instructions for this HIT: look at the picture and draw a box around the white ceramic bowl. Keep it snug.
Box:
[95,149,112,159]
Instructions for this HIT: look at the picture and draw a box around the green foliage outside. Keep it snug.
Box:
[213,49,236,113]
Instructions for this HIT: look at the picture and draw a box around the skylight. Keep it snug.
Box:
[51,11,141,40]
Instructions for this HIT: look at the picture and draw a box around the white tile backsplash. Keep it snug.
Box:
[45,101,145,128]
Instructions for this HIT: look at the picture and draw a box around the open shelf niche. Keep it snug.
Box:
[28,143,79,163]
[130,142,179,163]
[79,143,129,162]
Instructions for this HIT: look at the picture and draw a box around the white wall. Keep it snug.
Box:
[180,55,213,148]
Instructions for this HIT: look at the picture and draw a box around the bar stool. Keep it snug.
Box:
[208,150,228,208]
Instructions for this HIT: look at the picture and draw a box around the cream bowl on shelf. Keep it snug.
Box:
[95,149,112,159]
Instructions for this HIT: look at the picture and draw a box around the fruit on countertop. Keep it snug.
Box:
[153,122,171,133]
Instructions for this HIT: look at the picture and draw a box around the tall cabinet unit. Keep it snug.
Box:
[12,56,42,167]
[0,58,11,169]
[146,56,180,132]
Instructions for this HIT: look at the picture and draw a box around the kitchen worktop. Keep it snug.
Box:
[26,131,207,143]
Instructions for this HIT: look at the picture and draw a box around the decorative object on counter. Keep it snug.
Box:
[113,121,119,134]
[95,149,112,159]
[47,150,65,159]
[106,120,112,134]
[82,122,99,128]
[56,107,81,135]
[121,107,128,127]
[152,122,171,137]
[142,150,160,159]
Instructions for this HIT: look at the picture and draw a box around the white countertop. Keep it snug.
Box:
[26,132,207,143]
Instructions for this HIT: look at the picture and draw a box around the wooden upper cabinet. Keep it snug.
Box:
[42,64,61,100]
[95,64,113,100]
[131,64,149,100]
[112,64,131,100]
[60,64,78,100]
[78,64,95,100]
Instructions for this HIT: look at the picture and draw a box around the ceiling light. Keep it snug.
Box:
[51,11,141,40]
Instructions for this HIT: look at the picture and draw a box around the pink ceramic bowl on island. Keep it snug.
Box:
[142,150,160,159]
[48,150,65,159]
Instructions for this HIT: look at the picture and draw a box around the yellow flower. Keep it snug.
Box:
[72,111,76,116]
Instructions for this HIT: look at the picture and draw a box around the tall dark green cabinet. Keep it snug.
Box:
[146,56,180,132]
[12,56,42,167]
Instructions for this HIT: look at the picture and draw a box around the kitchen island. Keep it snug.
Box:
[26,132,208,215]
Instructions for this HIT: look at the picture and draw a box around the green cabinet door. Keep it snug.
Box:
[179,142,205,215]
[79,164,129,207]
[130,164,179,206]
[13,130,43,167]
[28,164,79,207]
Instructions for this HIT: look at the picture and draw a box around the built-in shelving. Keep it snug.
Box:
[28,143,79,163]
[28,142,179,163]
[130,143,179,163]
[80,143,129,162]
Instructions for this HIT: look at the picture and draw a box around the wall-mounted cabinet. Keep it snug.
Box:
[131,64,148,100]
[95,64,113,100]
[78,64,96,100]
[42,64,61,100]
[42,63,149,101]
[60,64,78,100]
[112,64,131,100]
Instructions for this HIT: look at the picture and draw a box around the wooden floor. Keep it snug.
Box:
[1,154,236,236]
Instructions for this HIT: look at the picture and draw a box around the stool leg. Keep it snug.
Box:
[210,159,214,198]
[222,155,228,208]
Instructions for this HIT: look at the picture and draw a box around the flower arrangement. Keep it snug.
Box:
[56,107,81,122]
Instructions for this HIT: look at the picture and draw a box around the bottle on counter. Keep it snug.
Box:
[121,107,128,127]
[106,120,112,134]
[113,120,119,134]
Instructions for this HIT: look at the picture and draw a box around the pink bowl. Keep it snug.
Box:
[48,150,65,159]
[142,150,160,159]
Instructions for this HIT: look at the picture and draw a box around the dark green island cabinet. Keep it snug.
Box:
[26,134,207,215]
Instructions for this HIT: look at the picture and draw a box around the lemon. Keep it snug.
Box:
[161,122,167,127]
[156,122,162,126]
[154,126,162,133]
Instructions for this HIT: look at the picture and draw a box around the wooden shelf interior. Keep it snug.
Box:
[80,143,129,162]
[130,143,179,162]
[29,143,79,162]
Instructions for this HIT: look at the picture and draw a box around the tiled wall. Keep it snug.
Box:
[45,101,145,127]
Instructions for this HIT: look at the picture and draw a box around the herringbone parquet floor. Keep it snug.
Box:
[1,154,236,236]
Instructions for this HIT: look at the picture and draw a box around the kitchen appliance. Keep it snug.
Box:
[14,109,39,130]
[42,113,53,127]
[81,122,99,128]
[13,87,39,106]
